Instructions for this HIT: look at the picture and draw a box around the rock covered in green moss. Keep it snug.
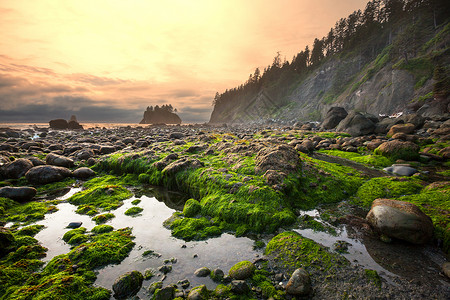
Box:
[0,227,15,256]
[375,140,419,161]
[228,260,255,280]
[364,269,382,287]
[183,198,201,217]
[91,225,114,234]
[92,213,115,224]
[194,266,210,277]
[187,285,208,300]
[285,268,311,296]
[124,206,143,216]
[254,144,300,175]
[366,198,434,244]
[112,270,143,299]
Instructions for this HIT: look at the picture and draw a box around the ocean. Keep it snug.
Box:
[0,122,155,130]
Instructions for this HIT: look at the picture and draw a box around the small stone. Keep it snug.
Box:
[228,261,255,280]
[211,268,224,282]
[285,268,311,296]
[67,222,82,229]
[148,281,163,294]
[178,279,190,289]
[158,265,172,274]
[154,286,175,300]
[194,267,210,277]
[230,280,249,294]
[112,270,143,299]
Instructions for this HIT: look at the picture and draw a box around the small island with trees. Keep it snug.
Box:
[139,104,182,124]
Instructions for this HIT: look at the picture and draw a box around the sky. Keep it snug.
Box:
[0,0,368,124]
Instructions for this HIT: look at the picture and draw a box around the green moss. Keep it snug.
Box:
[182,198,201,217]
[131,199,141,205]
[68,185,132,211]
[265,231,347,272]
[14,236,39,248]
[167,216,222,241]
[36,178,75,193]
[318,150,392,168]
[228,261,255,278]
[214,284,232,298]
[250,269,283,299]
[92,213,115,224]
[5,201,58,225]
[63,228,87,243]
[299,215,337,236]
[142,250,161,258]
[364,269,381,288]
[124,206,143,216]
[355,177,423,207]
[76,205,99,216]
[91,225,114,234]
[374,144,420,161]
[15,225,45,237]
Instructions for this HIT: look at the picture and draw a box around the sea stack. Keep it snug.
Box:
[140,105,181,124]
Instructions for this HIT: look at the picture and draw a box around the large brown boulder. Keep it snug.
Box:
[49,119,68,130]
[25,165,72,184]
[387,123,415,137]
[0,186,37,202]
[255,144,300,174]
[366,199,434,244]
[336,112,377,136]
[1,158,34,179]
[321,107,348,130]
[46,153,74,168]
[375,140,420,161]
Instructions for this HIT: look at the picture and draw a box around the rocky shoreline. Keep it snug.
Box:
[0,111,449,299]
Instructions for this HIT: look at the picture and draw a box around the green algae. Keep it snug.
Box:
[355,177,423,207]
[92,213,115,224]
[166,216,222,241]
[265,231,347,272]
[131,199,141,205]
[182,198,201,217]
[35,178,75,193]
[124,206,143,216]
[91,225,113,234]
[14,236,39,248]
[63,228,87,243]
[364,269,381,288]
[250,269,285,299]
[228,260,255,279]
[15,225,45,237]
[318,149,392,168]
[68,185,132,211]
[4,201,58,225]
[75,205,99,216]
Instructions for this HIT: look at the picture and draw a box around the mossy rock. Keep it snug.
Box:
[15,225,45,237]
[63,228,87,243]
[187,285,208,299]
[0,227,15,256]
[365,269,381,287]
[14,235,38,247]
[183,198,201,217]
[91,225,114,234]
[112,270,143,299]
[265,231,347,272]
[374,140,420,161]
[68,185,132,211]
[166,215,222,241]
[92,213,115,224]
[228,261,255,280]
[124,206,143,216]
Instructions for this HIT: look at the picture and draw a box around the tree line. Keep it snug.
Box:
[146,104,178,113]
[212,0,449,108]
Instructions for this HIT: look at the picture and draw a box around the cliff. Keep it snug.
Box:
[209,2,449,124]
[140,105,182,124]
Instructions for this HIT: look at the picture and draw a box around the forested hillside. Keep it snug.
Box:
[209,0,449,124]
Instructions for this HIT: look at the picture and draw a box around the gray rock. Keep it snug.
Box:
[158,265,172,274]
[73,167,95,179]
[162,158,204,175]
[46,153,74,168]
[2,158,33,179]
[25,165,72,184]
[112,270,143,299]
[99,145,116,154]
[67,222,83,229]
[194,267,210,277]
[28,157,46,166]
[336,111,376,136]
[0,186,36,202]
[154,286,175,300]
[211,268,224,282]
[230,280,249,294]
[383,165,418,176]
[187,285,207,300]
[148,281,163,294]
[321,107,348,130]
[170,132,184,139]
[255,144,300,175]
[286,268,312,296]
[366,198,434,244]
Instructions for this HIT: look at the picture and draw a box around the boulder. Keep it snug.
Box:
[255,144,300,175]
[0,186,36,202]
[49,119,68,130]
[68,120,83,130]
[99,145,116,154]
[321,107,348,130]
[387,123,415,137]
[194,267,210,277]
[375,140,419,161]
[228,261,255,280]
[112,270,143,299]
[75,149,95,160]
[187,285,208,300]
[285,268,312,296]
[336,111,376,136]
[366,199,434,244]
[25,165,72,184]
[295,139,314,153]
[154,286,175,300]
[28,157,46,166]
[230,280,249,294]
[383,165,418,176]
[2,158,34,179]
[73,167,95,179]
[46,153,74,168]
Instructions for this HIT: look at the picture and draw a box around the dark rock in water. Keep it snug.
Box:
[112,270,143,299]
[286,268,312,296]
[154,286,175,300]
[230,280,249,294]
[73,167,95,179]
[194,267,210,277]
[1,158,34,179]
[25,165,72,184]
[0,186,37,202]
[140,105,182,124]
[366,198,434,244]
[255,144,299,175]
[0,227,15,257]
[383,165,417,176]
[336,111,377,136]
[158,265,172,274]
[67,222,82,229]
[321,107,348,130]
[46,153,74,168]
[49,119,68,130]
[68,120,83,130]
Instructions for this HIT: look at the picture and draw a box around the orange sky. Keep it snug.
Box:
[0,0,368,123]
